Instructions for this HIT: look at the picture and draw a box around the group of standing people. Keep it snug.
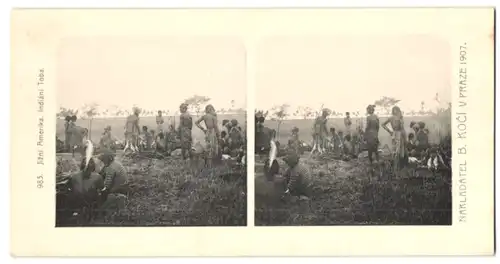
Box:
[305,109,361,157]
[63,115,89,157]
[286,104,433,170]
[97,103,244,165]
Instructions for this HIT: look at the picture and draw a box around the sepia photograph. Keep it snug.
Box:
[255,35,452,226]
[10,8,493,256]
[55,36,247,226]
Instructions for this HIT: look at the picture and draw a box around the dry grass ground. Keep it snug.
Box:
[255,117,451,226]
[56,114,247,226]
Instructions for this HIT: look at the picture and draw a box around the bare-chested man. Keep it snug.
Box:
[124,107,140,153]
[156,110,164,133]
[178,103,193,160]
[311,109,329,154]
[195,104,220,168]
[344,112,352,136]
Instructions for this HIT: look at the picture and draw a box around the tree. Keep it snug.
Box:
[270,104,289,141]
[56,107,78,119]
[81,103,99,141]
[297,106,314,120]
[184,95,211,116]
[374,96,401,115]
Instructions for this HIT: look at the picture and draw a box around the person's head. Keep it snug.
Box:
[338,131,344,137]
[221,131,227,138]
[292,127,299,135]
[231,119,238,127]
[345,134,352,142]
[158,110,162,116]
[179,103,188,113]
[104,125,111,132]
[322,109,330,117]
[366,105,375,115]
[80,157,96,178]
[423,128,429,134]
[391,106,402,117]
[418,121,426,130]
[222,119,230,127]
[408,133,415,140]
[98,150,115,166]
[142,126,148,132]
[65,116,71,122]
[283,151,300,168]
[71,115,77,122]
[345,112,350,117]
[133,107,141,116]
[205,104,215,114]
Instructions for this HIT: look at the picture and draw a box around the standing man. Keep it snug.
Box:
[156,110,164,134]
[124,107,141,153]
[178,103,193,160]
[344,112,352,136]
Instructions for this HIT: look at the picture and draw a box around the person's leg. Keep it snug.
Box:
[368,148,373,164]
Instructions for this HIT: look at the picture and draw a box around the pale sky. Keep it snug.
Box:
[57,36,246,112]
[256,35,451,113]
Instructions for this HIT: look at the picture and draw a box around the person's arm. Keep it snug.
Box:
[195,115,206,133]
[134,118,140,134]
[214,116,221,138]
[381,117,393,135]
[102,168,114,190]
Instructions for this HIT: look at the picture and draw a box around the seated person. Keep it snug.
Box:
[283,151,312,198]
[287,127,302,154]
[407,133,417,155]
[98,150,129,211]
[220,131,230,154]
[99,125,116,152]
[343,134,356,158]
[140,126,153,150]
[415,122,429,154]
[67,158,104,213]
[155,132,167,152]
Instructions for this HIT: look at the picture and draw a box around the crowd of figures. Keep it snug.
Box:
[56,103,246,226]
[257,104,452,200]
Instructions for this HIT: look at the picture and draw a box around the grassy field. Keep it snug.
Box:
[255,116,452,226]
[264,116,449,148]
[255,152,451,226]
[56,114,247,226]
[56,114,247,143]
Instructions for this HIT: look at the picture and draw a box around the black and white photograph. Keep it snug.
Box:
[55,36,247,226]
[10,8,494,256]
[255,35,452,226]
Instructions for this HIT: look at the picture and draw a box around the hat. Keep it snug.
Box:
[231,119,238,126]
[292,127,299,133]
